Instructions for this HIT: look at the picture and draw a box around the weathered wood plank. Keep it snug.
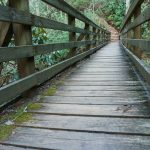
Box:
[63,81,142,86]
[78,65,130,68]
[82,62,129,65]
[122,7,150,34]
[0,144,35,150]
[55,91,147,97]
[122,39,150,52]
[69,72,135,77]
[43,96,148,105]
[0,21,13,82]
[0,40,95,62]
[74,70,135,75]
[0,22,11,46]
[121,43,150,84]
[58,85,145,91]
[75,68,133,72]
[66,77,137,81]
[1,127,150,150]
[68,15,76,57]
[0,5,92,34]
[21,114,150,135]
[0,43,106,107]
[1,42,150,150]
[30,103,150,118]
[10,0,35,78]
[121,0,143,31]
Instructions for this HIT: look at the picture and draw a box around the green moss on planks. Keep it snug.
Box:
[42,78,65,97]
[43,86,57,96]
[0,102,42,141]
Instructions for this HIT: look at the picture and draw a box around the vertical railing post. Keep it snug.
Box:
[103,31,105,43]
[126,19,131,49]
[102,30,104,44]
[9,0,35,78]
[68,15,76,57]
[95,28,98,47]
[98,29,101,45]
[105,31,107,43]
[92,27,96,48]
[85,24,91,51]
[97,29,100,46]
[100,29,103,44]
[106,32,108,43]
[104,31,106,43]
[99,29,101,44]
[133,6,142,58]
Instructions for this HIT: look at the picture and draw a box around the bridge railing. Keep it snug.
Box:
[121,0,150,58]
[120,0,150,83]
[0,0,110,107]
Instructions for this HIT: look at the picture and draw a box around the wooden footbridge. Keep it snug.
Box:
[0,0,150,149]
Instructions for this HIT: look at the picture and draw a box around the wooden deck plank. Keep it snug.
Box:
[63,81,142,86]
[20,114,150,136]
[67,74,138,78]
[1,42,150,149]
[55,91,147,97]
[43,96,148,105]
[58,85,146,91]
[65,77,138,81]
[30,103,150,118]
[0,144,35,150]
[1,127,150,150]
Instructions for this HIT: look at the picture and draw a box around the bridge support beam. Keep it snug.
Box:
[9,0,35,78]
[85,24,91,51]
[133,6,142,59]
[68,15,76,57]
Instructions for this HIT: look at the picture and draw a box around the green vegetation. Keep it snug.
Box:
[27,102,42,110]
[102,1,126,29]
[43,86,57,96]
[0,125,15,141]
[0,102,42,141]
[66,0,126,29]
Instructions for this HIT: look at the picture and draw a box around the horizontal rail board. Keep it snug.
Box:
[121,42,150,85]
[121,0,144,31]
[42,0,107,33]
[0,5,93,34]
[0,40,95,62]
[122,39,150,52]
[122,8,150,34]
[0,43,107,107]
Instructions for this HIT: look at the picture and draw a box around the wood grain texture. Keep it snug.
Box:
[1,42,150,150]
[121,0,143,31]
[0,5,92,34]
[10,0,35,78]
[122,7,150,34]
[0,40,95,62]
[0,43,106,107]
[1,127,150,150]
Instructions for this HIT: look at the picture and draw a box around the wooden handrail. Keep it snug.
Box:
[120,0,150,59]
[120,0,150,85]
[0,40,96,62]
[122,8,150,34]
[42,0,107,32]
[121,0,144,31]
[0,0,110,107]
